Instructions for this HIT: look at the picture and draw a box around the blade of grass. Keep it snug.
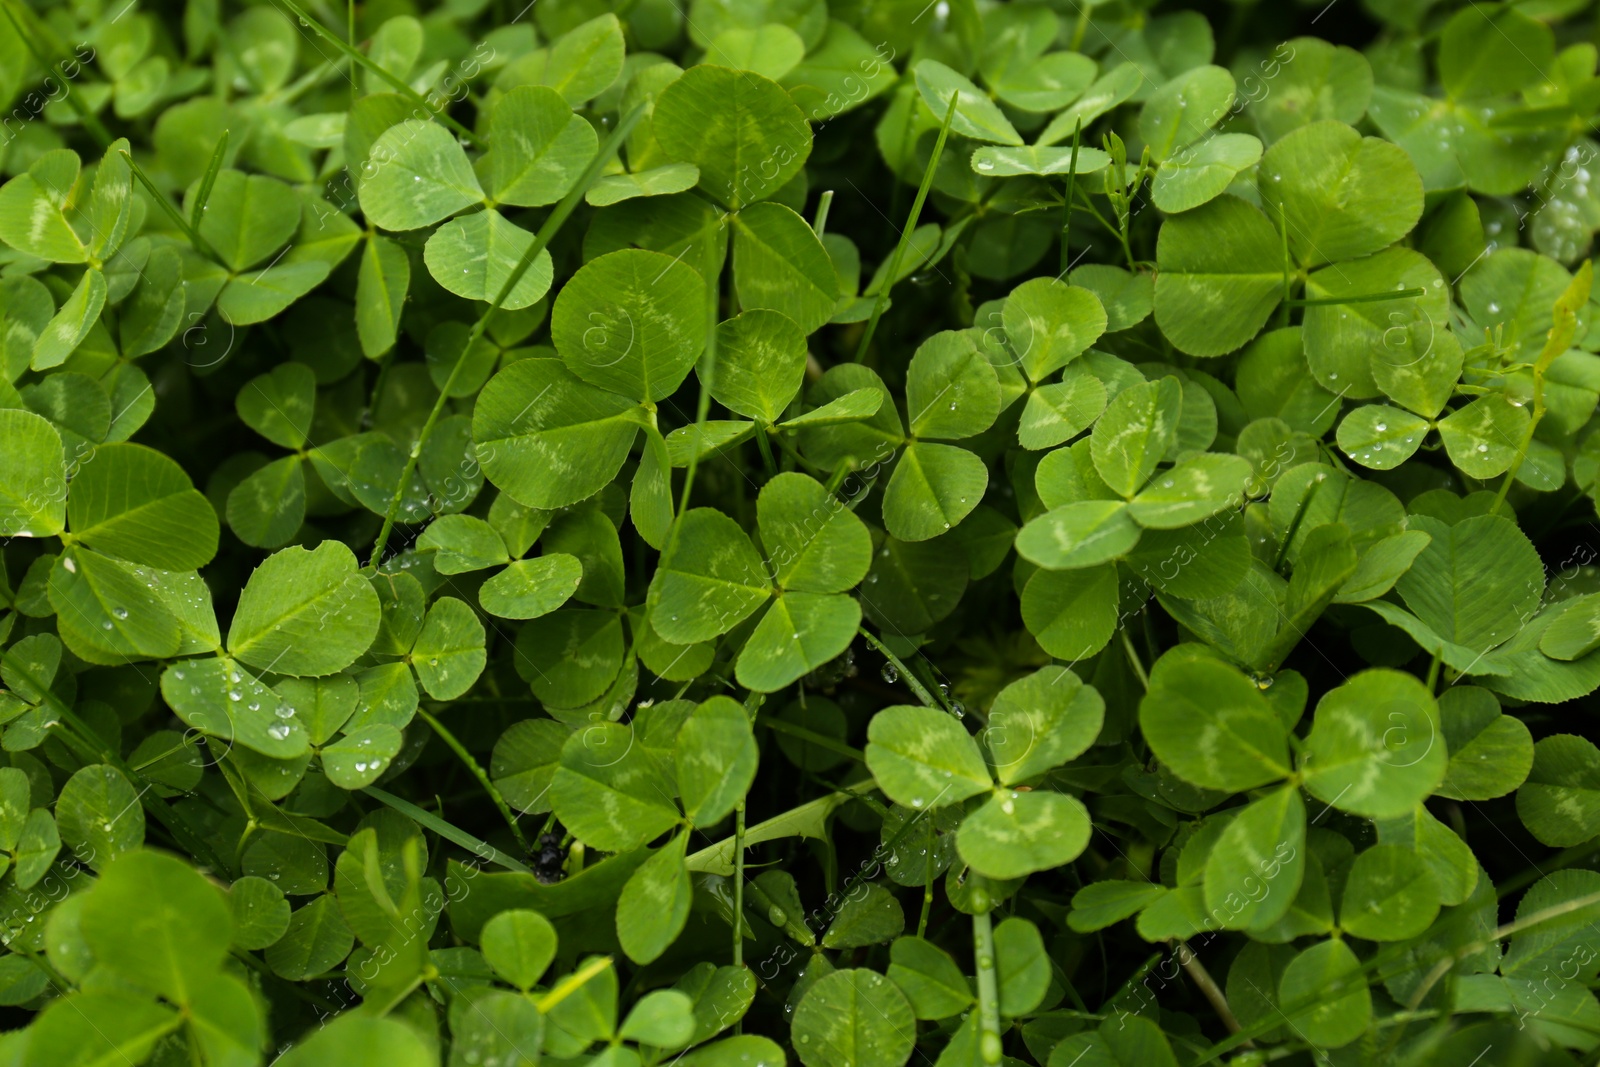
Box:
[271,0,483,147]
[189,132,231,232]
[416,707,530,852]
[363,786,533,874]
[854,93,960,362]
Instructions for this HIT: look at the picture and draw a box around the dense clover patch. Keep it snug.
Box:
[7,0,1600,1064]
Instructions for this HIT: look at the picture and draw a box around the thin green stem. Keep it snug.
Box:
[1283,287,1426,308]
[855,94,960,362]
[771,432,829,477]
[1119,628,1149,690]
[535,956,614,1012]
[1272,473,1325,572]
[753,423,778,478]
[369,105,645,565]
[973,912,1003,1066]
[663,222,727,557]
[1059,118,1083,276]
[858,626,943,711]
[1173,941,1247,1040]
[1069,3,1090,51]
[363,787,533,874]
[1498,835,1600,899]
[1069,188,1123,242]
[416,707,529,852]
[1277,201,1292,327]
[812,189,834,236]
[190,132,231,232]
[1405,888,1600,1014]
[732,804,746,973]
[918,850,934,938]
[823,458,858,497]
[760,717,864,763]
[272,0,483,146]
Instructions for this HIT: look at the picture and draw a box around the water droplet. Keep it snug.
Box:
[1477,443,1489,452]
[112,606,129,619]
[1375,422,1387,432]
[975,159,994,173]
[429,657,440,667]
[275,705,295,719]
[229,690,242,702]
[101,621,113,630]
[267,723,291,740]
[768,905,787,925]
[881,664,899,683]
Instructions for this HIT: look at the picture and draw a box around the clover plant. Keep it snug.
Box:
[5,0,1600,1064]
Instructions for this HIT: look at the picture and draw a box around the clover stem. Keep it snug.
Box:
[1404,887,1600,1015]
[1172,940,1247,1038]
[1069,188,1124,243]
[535,955,614,1013]
[754,423,779,478]
[1277,201,1293,327]
[770,433,828,478]
[273,0,483,147]
[660,218,728,566]
[1060,118,1083,276]
[854,94,960,363]
[918,850,935,938]
[368,104,645,567]
[1119,628,1149,690]
[347,0,358,105]
[1283,288,1426,307]
[973,911,1004,1065]
[1069,2,1090,51]
[732,802,747,976]
[857,626,946,711]
[812,189,834,237]
[416,707,530,853]
[1425,649,1442,693]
